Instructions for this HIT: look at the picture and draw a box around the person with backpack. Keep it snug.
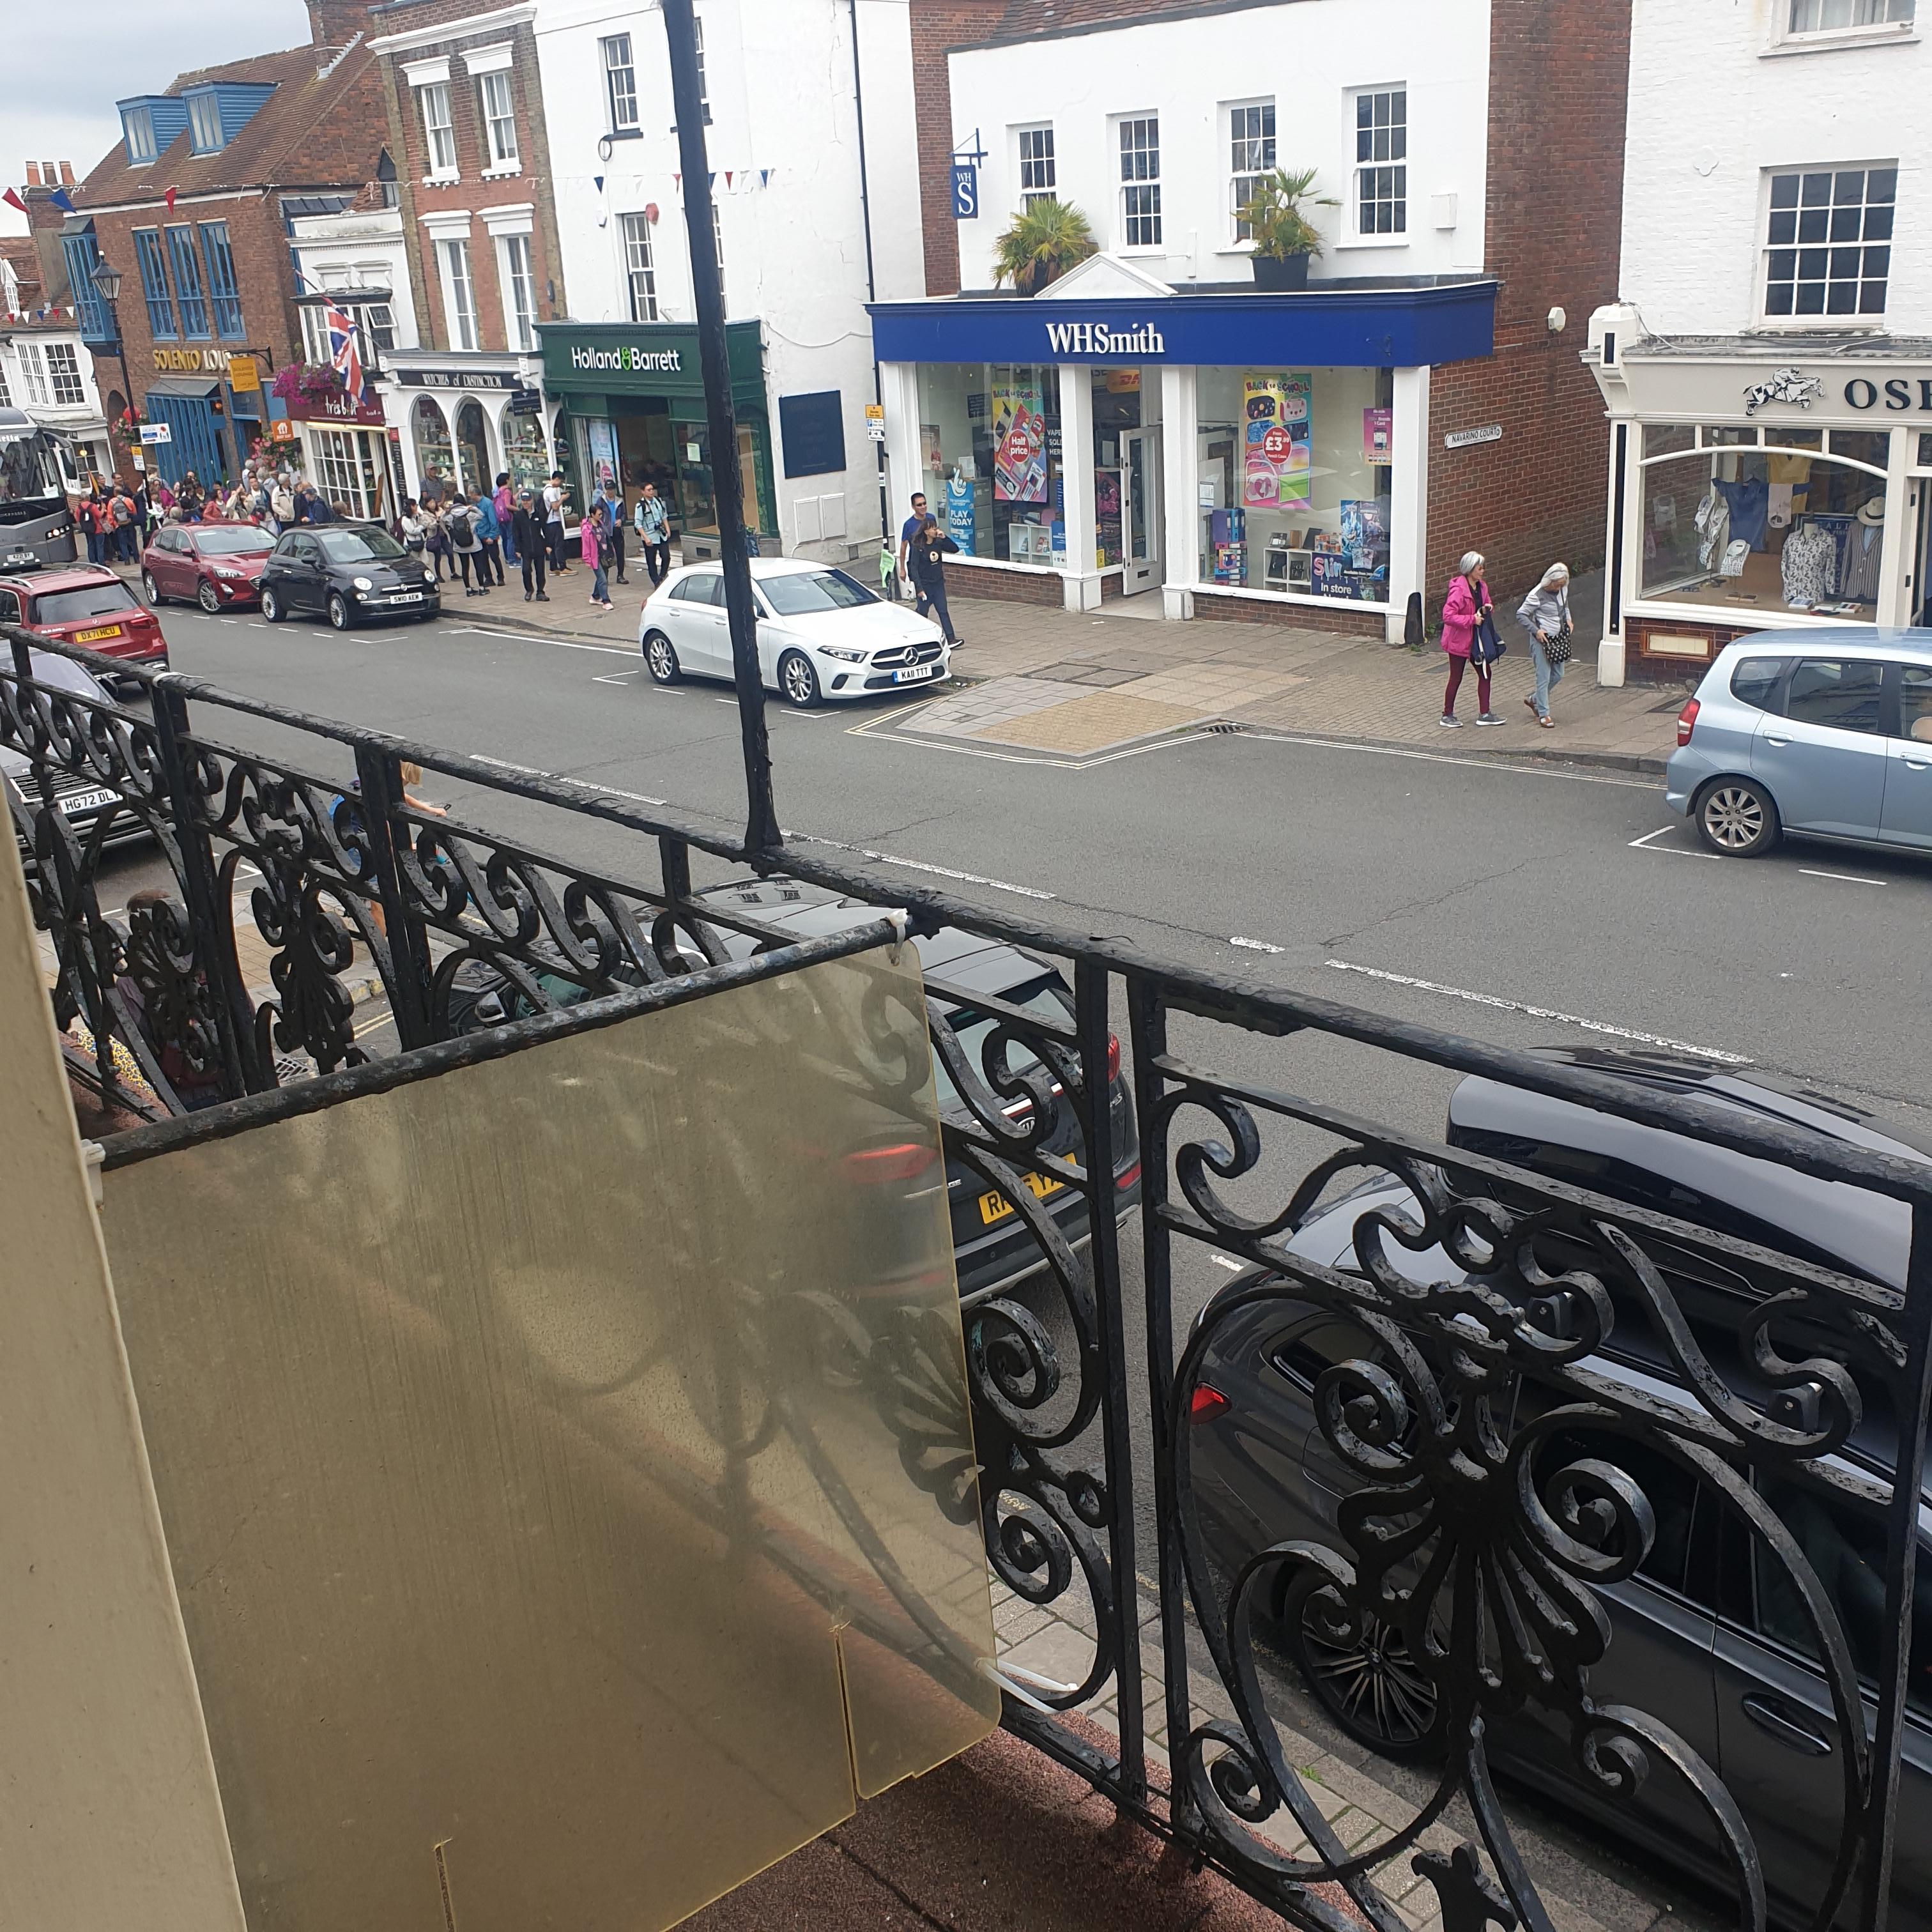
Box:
[110,484,137,561]
[446,493,486,595]
[493,472,517,568]
[473,488,505,587]
[601,486,627,585]
[1439,551,1505,729]
[511,488,548,602]
[633,480,670,585]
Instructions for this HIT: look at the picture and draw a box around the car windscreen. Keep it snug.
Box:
[931,974,1074,1113]
[195,527,274,557]
[758,568,879,616]
[26,650,107,698]
[32,581,139,625]
[314,526,405,564]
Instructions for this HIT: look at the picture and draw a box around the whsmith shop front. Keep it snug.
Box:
[537,321,776,556]
[866,257,1495,636]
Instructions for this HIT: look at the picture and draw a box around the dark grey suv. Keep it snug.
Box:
[1189,1051,1932,1929]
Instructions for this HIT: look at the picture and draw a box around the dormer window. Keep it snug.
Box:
[188,91,225,155]
[123,106,157,165]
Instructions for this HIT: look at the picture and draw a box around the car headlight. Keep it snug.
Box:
[353,576,374,591]
[211,565,242,579]
[820,645,868,663]
[423,570,436,585]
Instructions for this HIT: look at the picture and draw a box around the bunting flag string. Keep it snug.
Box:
[163,186,178,213]
[593,174,604,194]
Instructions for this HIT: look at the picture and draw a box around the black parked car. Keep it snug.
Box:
[258,523,440,631]
[446,877,1141,1300]
[1189,1050,1932,1931]
[5,647,153,861]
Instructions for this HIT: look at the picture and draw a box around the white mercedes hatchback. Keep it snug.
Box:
[638,557,951,707]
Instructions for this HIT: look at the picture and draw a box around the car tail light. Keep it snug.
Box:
[1107,1031,1121,1082]
[840,1141,940,1183]
[1189,1383,1230,1423]
[1115,1160,1141,1192]
[1676,698,1700,747]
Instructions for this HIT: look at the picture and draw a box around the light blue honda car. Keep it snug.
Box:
[1666,628,1932,857]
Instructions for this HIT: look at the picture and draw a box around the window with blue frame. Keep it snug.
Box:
[165,226,208,337]
[187,91,225,155]
[197,222,244,337]
[135,229,176,339]
[122,105,157,165]
[61,233,111,341]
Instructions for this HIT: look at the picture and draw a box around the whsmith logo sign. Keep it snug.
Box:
[570,344,683,374]
[1043,320,1167,356]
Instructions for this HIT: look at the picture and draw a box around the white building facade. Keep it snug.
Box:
[1586,0,1929,682]
[0,302,112,484]
[530,0,923,561]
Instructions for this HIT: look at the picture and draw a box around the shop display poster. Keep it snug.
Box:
[921,422,944,474]
[1362,406,1393,470]
[991,381,1048,503]
[945,475,976,555]
[1243,373,1312,512]
[588,419,619,494]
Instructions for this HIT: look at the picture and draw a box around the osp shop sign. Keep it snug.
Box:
[571,344,682,374]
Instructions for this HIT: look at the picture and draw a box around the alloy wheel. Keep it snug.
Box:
[1295,1590,1440,1752]
[198,580,220,613]
[142,571,160,604]
[779,650,818,708]
[328,592,351,632]
[1701,784,1768,853]
[260,586,281,623]
[645,632,678,682]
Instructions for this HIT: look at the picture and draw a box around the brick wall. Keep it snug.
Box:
[910,1,1009,294]
[1423,0,1632,618]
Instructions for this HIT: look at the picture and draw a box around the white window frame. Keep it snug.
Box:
[0,355,12,408]
[439,236,478,351]
[694,17,712,123]
[621,213,659,322]
[1016,124,1056,210]
[44,342,85,406]
[123,105,157,165]
[1759,161,1897,325]
[601,33,640,133]
[1116,113,1162,251]
[307,427,382,521]
[477,69,519,173]
[17,342,47,408]
[300,304,332,365]
[1227,98,1276,247]
[498,232,537,351]
[1349,84,1408,242]
[419,80,459,180]
[1772,0,1916,49]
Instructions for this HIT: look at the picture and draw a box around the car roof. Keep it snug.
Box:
[1714,626,1932,662]
[0,567,121,595]
[676,557,843,580]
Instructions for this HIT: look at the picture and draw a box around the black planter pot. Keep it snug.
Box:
[1252,252,1311,291]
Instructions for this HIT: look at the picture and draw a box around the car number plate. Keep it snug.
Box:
[978,1169,1068,1226]
[388,591,424,602]
[4,551,33,567]
[62,788,118,815]
[893,663,938,684]
[73,625,125,643]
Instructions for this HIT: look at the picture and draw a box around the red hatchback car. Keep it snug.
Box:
[142,521,275,611]
[0,567,167,682]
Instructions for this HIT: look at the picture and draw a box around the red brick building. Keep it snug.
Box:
[54,0,388,486]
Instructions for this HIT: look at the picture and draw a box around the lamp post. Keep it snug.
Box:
[88,258,137,480]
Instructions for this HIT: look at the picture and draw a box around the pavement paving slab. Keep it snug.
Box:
[971,689,1208,754]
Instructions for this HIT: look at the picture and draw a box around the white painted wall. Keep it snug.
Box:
[533,0,917,556]
[289,209,421,354]
[1620,0,1930,335]
[947,0,1490,291]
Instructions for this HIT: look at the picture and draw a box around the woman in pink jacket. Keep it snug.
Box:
[1439,551,1503,728]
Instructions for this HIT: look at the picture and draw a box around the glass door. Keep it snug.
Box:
[1121,427,1162,594]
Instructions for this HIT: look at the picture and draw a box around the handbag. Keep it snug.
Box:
[1544,619,1574,665]
[1472,602,1505,666]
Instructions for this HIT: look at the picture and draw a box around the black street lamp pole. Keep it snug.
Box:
[660,0,780,853]
[89,258,136,480]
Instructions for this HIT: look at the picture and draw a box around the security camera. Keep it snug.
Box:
[1547,306,1567,334]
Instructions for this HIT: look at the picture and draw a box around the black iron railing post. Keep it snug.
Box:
[661,0,781,855]
[150,677,257,1097]
[6,630,60,822]
[1858,1200,1932,1932]
[353,744,434,1052]
[1075,958,1144,1805]
[1125,973,1196,1828]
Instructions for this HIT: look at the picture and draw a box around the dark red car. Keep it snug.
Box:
[141,521,275,612]
[0,567,167,682]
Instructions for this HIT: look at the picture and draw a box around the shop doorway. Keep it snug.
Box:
[1121,427,1162,595]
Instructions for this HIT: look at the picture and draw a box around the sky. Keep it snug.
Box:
[2,0,314,236]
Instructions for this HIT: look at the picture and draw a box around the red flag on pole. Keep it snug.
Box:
[164,186,178,213]
[1,188,25,215]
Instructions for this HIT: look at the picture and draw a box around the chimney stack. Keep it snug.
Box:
[306,0,372,49]
[58,162,73,186]
[24,162,39,187]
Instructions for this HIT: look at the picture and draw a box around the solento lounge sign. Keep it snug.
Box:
[570,344,683,374]
[1043,319,1167,356]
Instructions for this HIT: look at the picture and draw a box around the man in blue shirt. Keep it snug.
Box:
[896,490,928,594]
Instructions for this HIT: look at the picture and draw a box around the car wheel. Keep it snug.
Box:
[197,579,220,614]
[327,592,353,632]
[643,630,681,684]
[1694,778,1779,857]
[1280,1569,1444,1761]
[259,585,282,623]
[141,569,162,604]
[778,648,820,709]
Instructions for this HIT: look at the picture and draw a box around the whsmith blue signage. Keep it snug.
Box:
[867,284,1496,371]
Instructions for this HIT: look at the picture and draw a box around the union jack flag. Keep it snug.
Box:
[323,301,364,410]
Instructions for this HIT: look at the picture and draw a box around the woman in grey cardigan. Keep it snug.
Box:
[1517,562,1571,728]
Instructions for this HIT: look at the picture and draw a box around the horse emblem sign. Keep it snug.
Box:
[1742,367,1825,416]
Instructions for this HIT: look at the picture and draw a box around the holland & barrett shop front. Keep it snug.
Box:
[538,322,776,557]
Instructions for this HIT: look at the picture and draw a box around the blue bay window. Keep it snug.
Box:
[165,226,208,338]
[135,228,176,339]
[197,222,244,338]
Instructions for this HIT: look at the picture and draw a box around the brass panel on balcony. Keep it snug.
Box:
[100,945,996,1931]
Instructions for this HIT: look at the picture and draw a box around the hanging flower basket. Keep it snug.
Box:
[271,362,346,407]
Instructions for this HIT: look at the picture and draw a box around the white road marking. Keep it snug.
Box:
[447,625,637,657]
[217,617,239,625]
[1800,867,1887,886]
[1241,730,1658,790]
[785,831,1055,900]
[1323,959,1751,1065]
[1230,935,1285,954]
[1629,823,1717,860]
[591,784,668,807]
[592,668,643,685]
[1209,1254,1243,1272]
[470,753,546,776]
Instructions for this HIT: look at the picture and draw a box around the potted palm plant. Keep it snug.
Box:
[990,198,1098,295]
[1238,167,1340,291]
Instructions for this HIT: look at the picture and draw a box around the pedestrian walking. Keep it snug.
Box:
[133,477,153,546]
[110,483,137,561]
[447,493,487,595]
[512,489,549,601]
[908,515,962,647]
[634,481,670,585]
[1517,562,1573,730]
[896,490,929,594]
[543,471,570,573]
[473,487,506,586]
[82,490,105,565]
[596,484,628,585]
[1439,551,1503,728]
[493,472,518,567]
[270,477,295,532]
[424,502,454,582]
[580,505,613,610]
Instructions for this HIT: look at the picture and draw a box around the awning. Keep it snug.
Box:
[144,375,220,400]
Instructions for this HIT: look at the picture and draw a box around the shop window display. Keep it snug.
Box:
[1637,422,1890,618]
[1195,365,1393,602]
[916,363,1064,567]
[411,395,455,502]
[503,411,548,500]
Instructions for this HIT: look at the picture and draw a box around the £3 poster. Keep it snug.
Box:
[1242,372,1312,511]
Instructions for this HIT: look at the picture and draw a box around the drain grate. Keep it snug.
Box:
[1200,720,1241,735]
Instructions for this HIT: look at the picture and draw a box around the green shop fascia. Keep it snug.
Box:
[538,320,776,546]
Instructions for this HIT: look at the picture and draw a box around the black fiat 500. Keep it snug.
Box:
[258,523,441,631]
